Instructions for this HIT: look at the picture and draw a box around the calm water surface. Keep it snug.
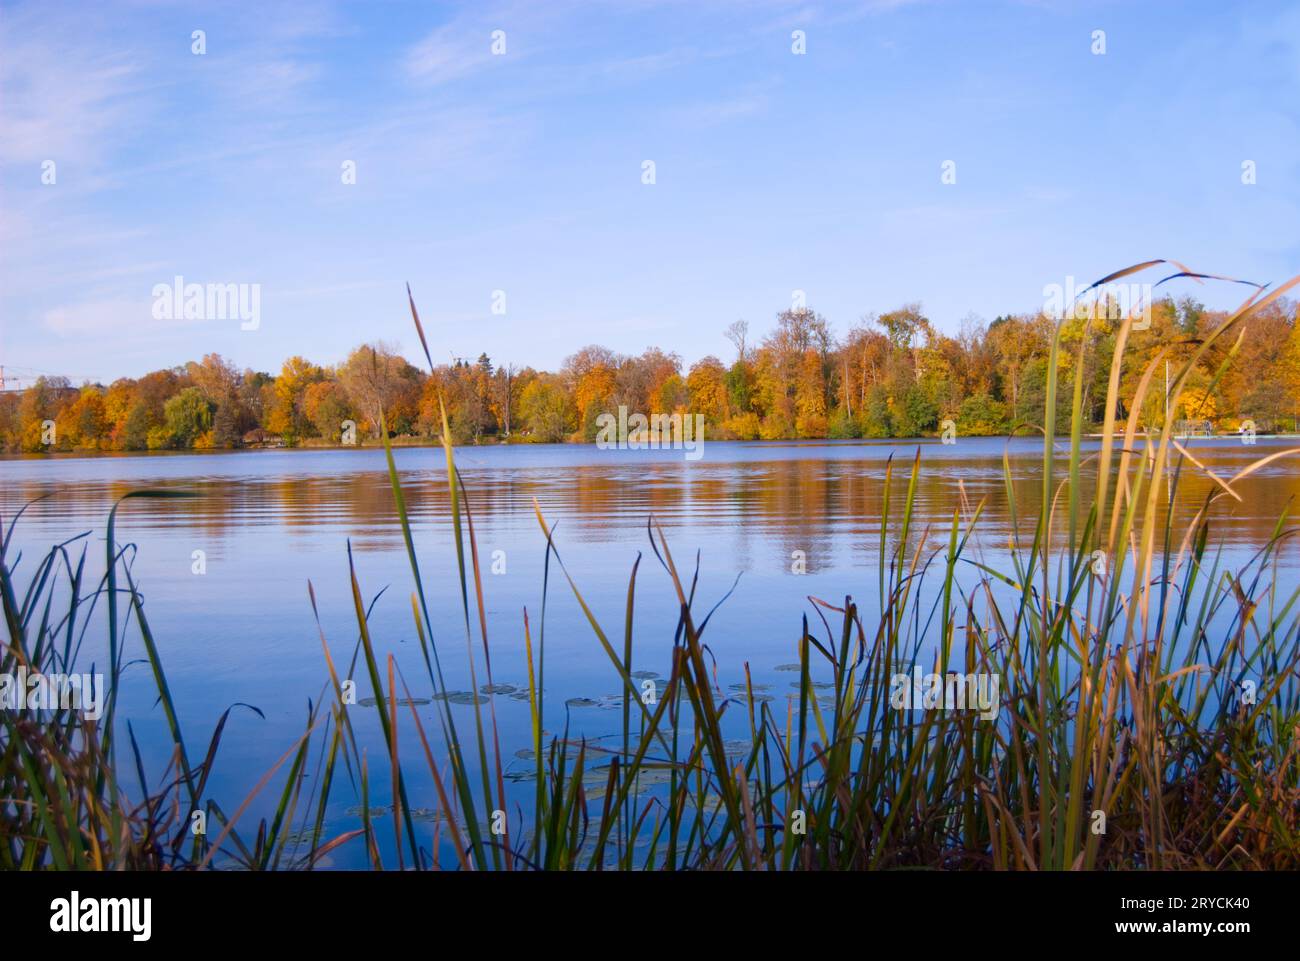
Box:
[3,437,1296,863]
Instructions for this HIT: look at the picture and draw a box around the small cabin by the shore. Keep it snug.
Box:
[241,428,284,448]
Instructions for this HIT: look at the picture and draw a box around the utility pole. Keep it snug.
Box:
[502,364,514,437]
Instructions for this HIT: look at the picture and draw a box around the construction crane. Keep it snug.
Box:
[0,365,25,392]
[0,364,85,393]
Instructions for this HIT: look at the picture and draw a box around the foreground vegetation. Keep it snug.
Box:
[3,262,1300,870]
[5,280,1299,455]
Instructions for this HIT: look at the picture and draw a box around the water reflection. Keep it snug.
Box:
[5,438,1296,568]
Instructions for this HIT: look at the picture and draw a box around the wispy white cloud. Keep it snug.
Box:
[42,298,155,337]
[403,0,555,85]
[671,92,769,127]
[405,24,499,85]
[0,7,145,168]
[214,57,323,109]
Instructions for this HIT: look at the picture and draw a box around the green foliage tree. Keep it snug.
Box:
[161,387,213,448]
[519,376,575,443]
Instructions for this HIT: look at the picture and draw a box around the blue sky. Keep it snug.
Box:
[1,0,1298,385]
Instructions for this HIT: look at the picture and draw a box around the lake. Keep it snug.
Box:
[2,436,1296,864]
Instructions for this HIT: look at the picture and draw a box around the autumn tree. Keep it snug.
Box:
[337,343,422,438]
[519,374,575,442]
[266,356,324,444]
[303,381,354,442]
[687,356,728,426]
[566,347,619,441]
[56,386,108,450]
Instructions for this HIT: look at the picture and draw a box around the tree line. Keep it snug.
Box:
[4,294,1297,454]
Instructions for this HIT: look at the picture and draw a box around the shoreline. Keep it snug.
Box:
[4,431,1297,463]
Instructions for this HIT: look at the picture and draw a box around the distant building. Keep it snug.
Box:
[1174,419,1214,437]
[241,428,284,448]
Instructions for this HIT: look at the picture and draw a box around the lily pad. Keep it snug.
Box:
[409,807,453,823]
[357,696,431,707]
[480,682,518,695]
[774,663,802,672]
[446,692,489,705]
